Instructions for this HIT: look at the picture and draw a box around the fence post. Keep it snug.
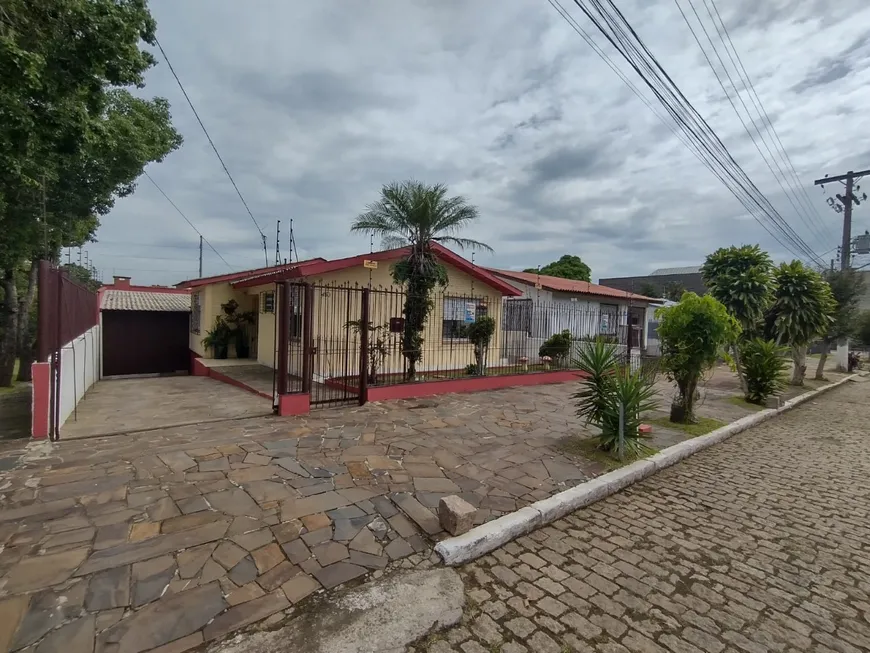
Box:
[276,282,290,397]
[359,288,370,405]
[36,260,50,362]
[302,283,314,394]
[52,268,64,440]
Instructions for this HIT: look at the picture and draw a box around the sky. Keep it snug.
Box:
[83,0,870,286]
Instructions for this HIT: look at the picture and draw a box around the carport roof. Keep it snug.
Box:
[101,290,191,312]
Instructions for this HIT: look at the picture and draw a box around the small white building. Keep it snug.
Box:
[485,268,657,364]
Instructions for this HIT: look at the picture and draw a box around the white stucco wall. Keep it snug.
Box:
[54,324,101,428]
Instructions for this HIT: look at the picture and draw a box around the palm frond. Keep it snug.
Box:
[433,236,494,253]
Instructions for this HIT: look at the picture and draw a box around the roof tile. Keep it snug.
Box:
[101,290,191,312]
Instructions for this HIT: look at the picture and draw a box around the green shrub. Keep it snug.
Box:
[539,329,573,362]
[573,339,658,460]
[657,293,740,423]
[740,338,787,404]
[466,316,496,375]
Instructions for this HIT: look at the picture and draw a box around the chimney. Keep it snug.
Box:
[113,276,132,289]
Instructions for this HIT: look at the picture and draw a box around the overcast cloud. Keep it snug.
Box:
[86,0,870,286]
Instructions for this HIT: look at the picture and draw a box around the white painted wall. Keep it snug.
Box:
[52,324,101,427]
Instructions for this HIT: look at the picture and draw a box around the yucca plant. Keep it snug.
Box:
[740,338,788,405]
[573,339,658,460]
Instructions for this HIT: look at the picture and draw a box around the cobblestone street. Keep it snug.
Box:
[413,378,870,653]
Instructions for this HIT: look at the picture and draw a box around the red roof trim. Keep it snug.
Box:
[176,258,326,289]
[487,268,655,302]
[232,243,522,296]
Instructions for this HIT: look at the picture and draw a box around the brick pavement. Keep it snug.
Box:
[410,378,870,652]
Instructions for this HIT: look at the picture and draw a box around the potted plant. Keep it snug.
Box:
[220,299,255,359]
[202,318,231,359]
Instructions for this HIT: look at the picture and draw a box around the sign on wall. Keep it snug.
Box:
[363,260,378,269]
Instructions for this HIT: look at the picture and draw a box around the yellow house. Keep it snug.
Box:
[179,244,522,386]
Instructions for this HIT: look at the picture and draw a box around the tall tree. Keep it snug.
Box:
[767,261,835,386]
[0,0,182,386]
[638,282,660,299]
[814,268,865,379]
[701,245,775,393]
[524,255,591,282]
[351,181,491,380]
[662,281,686,302]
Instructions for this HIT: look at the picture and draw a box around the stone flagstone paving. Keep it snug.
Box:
[0,383,630,653]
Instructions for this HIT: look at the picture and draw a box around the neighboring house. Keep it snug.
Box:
[644,299,677,357]
[599,265,706,297]
[485,268,656,362]
[98,276,191,377]
[178,244,521,380]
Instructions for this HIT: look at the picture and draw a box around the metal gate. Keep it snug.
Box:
[275,282,368,410]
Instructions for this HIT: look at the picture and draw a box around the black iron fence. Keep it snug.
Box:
[274,282,649,405]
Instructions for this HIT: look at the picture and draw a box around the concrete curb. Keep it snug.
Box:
[435,374,856,566]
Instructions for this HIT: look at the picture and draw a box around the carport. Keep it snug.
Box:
[100,280,191,377]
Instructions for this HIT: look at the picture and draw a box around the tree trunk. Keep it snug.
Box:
[15,262,39,382]
[790,345,807,386]
[814,341,828,381]
[0,269,20,387]
[732,344,748,396]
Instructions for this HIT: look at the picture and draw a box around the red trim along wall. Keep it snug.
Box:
[366,370,585,403]
[189,353,272,401]
[31,362,50,439]
[278,393,310,416]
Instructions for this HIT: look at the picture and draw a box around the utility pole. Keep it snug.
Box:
[275,220,281,266]
[198,235,203,278]
[814,168,870,270]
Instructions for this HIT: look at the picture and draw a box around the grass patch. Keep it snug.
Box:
[560,436,658,471]
[0,359,20,395]
[649,416,726,437]
[727,396,765,412]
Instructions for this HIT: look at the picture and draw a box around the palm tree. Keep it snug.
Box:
[768,261,835,386]
[351,180,491,380]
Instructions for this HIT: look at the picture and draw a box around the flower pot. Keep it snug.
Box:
[214,344,229,360]
[669,402,687,423]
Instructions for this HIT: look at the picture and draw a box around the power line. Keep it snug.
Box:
[705,0,839,246]
[153,36,269,264]
[582,0,824,266]
[557,0,825,267]
[144,171,234,271]
[674,0,832,249]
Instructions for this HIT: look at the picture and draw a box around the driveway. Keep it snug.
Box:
[60,376,273,439]
[0,383,611,653]
[413,378,870,652]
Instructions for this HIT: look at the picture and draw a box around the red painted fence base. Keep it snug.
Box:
[31,362,50,439]
[366,370,585,403]
[278,393,310,416]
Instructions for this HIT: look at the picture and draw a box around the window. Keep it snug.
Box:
[504,299,532,335]
[443,297,488,340]
[262,291,275,314]
[190,292,202,334]
[289,285,303,340]
[599,303,618,336]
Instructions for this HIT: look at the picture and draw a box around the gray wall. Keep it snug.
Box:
[598,272,706,297]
